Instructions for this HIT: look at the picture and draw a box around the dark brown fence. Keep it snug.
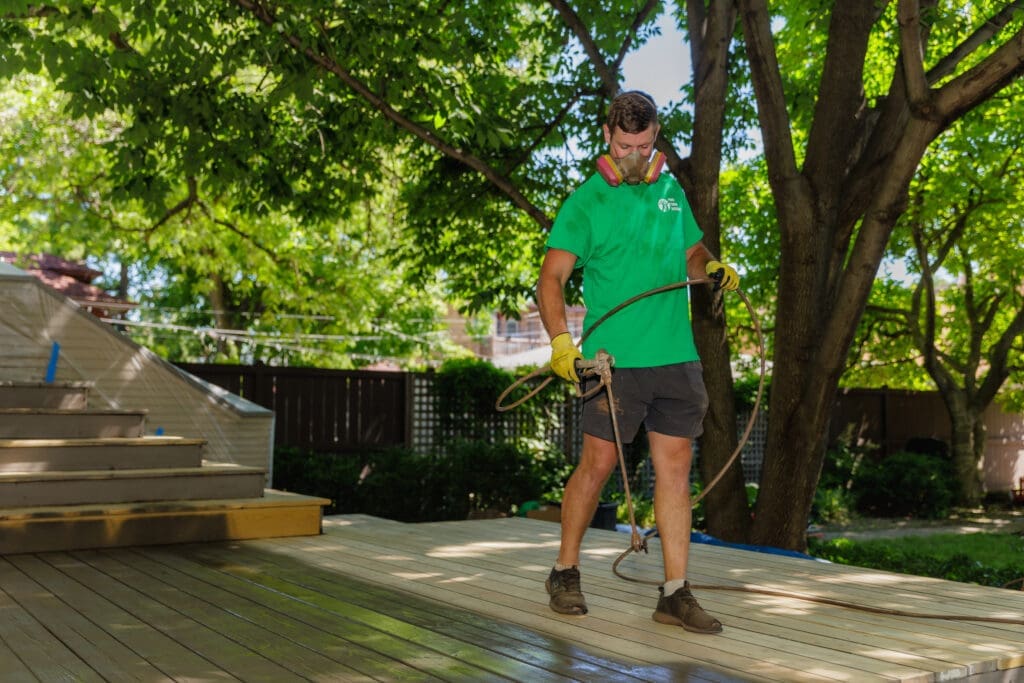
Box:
[177,363,579,457]
[177,363,412,452]
[178,363,953,472]
[830,388,951,455]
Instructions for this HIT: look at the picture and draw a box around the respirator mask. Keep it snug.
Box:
[596,150,666,187]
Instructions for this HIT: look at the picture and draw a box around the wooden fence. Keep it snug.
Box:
[177,364,412,452]
[176,363,579,457]
[829,387,953,455]
[174,366,951,461]
[178,364,1022,492]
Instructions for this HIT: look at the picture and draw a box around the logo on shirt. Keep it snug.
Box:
[658,198,681,212]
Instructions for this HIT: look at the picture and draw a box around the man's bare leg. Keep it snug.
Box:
[546,433,617,615]
[648,431,722,633]
[648,431,694,581]
[557,433,618,565]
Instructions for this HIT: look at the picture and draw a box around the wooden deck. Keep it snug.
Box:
[1,515,1022,682]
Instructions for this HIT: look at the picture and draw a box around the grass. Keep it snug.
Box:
[852,532,1024,570]
[808,531,1024,589]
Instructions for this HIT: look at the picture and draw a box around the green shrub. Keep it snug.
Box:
[733,370,769,413]
[273,440,572,522]
[434,358,516,442]
[272,445,365,515]
[812,486,855,525]
[433,357,571,446]
[615,494,656,529]
[810,428,874,524]
[851,450,956,519]
[431,439,572,519]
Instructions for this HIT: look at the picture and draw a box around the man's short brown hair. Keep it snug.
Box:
[606,91,658,134]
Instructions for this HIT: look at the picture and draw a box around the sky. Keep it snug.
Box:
[620,8,690,109]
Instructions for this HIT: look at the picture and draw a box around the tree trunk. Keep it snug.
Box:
[686,0,750,542]
[947,401,986,506]
[209,273,233,358]
[693,287,751,542]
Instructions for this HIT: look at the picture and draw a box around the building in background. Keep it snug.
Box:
[447,303,587,369]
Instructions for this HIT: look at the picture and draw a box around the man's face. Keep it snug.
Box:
[603,123,659,161]
[603,123,659,184]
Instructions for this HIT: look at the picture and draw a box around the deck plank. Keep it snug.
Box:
[128,545,516,682]
[285,520,920,681]
[173,541,728,683]
[0,633,39,683]
[1,514,1021,682]
[13,552,245,682]
[0,557,106,682]
[0,554,173,683]
[297,515,1024,682]
[69,549,352,682]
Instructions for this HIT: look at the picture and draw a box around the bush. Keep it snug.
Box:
[431,439,571,519]
[272,445,365,516]
[811,426,873,525]
[273,440,572,522]
[851,450,956,519]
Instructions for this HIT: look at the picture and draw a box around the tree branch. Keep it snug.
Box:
[926,0,1024,84]
[737,0,799,186]
[933,20,1024,125]
[149,177,200,234]
[196,201,281,264]
[897,0,932,111]
[232,0,553,229]
[3,5,60,19]
[545,0,689,186]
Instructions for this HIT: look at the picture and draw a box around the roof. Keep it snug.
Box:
[0,252,135,310]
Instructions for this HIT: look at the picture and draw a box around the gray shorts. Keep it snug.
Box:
[580,362,708,443]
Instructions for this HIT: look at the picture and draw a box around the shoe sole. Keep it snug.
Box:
[652,610,723,634]
[545,579,588,615]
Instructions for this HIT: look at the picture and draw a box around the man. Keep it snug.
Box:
[536,90,739,634]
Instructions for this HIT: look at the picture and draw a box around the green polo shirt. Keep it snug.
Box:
[547,173,703,368]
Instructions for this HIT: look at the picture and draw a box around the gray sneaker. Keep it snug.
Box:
[652,582,723,633]
[545,566,588,615]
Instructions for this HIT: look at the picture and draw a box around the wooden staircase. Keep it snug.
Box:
[0,380,329,554]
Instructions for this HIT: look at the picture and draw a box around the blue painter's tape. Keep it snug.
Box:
[45,341,60,383]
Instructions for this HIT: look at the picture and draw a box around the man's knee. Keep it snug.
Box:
[577,435,619,480]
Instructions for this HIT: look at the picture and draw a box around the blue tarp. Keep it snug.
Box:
[615,524,825,562]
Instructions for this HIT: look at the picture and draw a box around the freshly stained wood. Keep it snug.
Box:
[0,514,1020,681]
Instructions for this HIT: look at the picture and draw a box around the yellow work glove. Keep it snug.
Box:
[705,260,740,291]
[549,332,582,383]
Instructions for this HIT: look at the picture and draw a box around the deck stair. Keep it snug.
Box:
[0,380,90,409]
[0,380,328,554]
[0,407,148,438]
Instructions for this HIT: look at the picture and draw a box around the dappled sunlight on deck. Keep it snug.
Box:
[428,538,561,558]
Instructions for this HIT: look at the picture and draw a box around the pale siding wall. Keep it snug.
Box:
[983,403,1024,495]
[0,267,273,476]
